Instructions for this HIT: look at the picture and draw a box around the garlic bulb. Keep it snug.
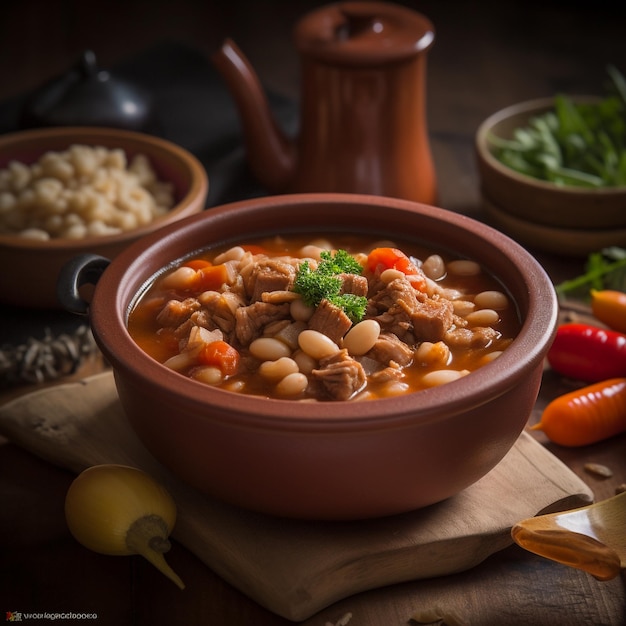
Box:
[65,464,184,589]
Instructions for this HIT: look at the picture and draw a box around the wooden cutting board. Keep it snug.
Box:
[0,371,593,622]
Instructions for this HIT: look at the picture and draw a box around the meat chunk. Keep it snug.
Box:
[235,302,291,346]
[374,309,415,344]
[444,326,499,350]
[156,297,201,328]
[368,277,454,343]
[338,273,369,297]
[243,258,296,303]
[307,299,353,344]
[367,277,418,314]
[410,295,454,342]
[197,290,245,343]
[261,290,300,304]
[367,332,414,367]
[370,363,405,382]
[311,349,366,400]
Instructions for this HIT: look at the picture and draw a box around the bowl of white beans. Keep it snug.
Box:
[0,126,208,308]
[59,193,558,520]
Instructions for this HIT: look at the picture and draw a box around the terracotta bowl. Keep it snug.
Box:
[60,193,558,520]
[476,97,626,254]
[0,126,208,308]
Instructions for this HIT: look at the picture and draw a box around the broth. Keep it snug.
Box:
[127,234,520,401]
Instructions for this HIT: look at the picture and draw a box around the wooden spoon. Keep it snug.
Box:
[511,491,626,581]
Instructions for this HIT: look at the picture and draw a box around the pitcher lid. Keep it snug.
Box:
[294,1,435,65]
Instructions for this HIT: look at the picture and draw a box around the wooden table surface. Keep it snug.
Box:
[1,1,625,624]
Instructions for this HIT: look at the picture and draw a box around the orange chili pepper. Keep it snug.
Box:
[531,378,626,446]
[591,289,626,334]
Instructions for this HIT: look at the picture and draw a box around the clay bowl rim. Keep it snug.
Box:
[89,192,558,433]
[475,96,626,197]
[0,125,209,251]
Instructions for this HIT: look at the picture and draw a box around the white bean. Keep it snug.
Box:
[343,319,380,356]
[382,381,410,396]
[422,369,470,387]
[290,297,315,322]
[160,266,197,290]
[421,254,446,280]
[415,341,450,366]
[452,299,475,317]
[249,337,292,361]
[380,268,405,283]
[300,241,331,259]
[163,352,194,372]
[298,329,340,360]
[447,259,481,276]
[191,366,223,385]
[213,246,245,263]
[465,308,500,326]
[293,349,317,374]
[275,372,309,396]
[474,290,509,310]
[223,380,245,393]
[481,350,504,364]
[259,357,300,382]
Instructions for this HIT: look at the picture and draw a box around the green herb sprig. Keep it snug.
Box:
[489,65,626,188]
[293,249,367,323]
[556,246,626,300]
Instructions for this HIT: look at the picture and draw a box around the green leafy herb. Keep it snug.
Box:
[556,246,626,300]
[327,293,368,323]
[293,249,367,323]
[316,249,364,276]
[489,65,626,188]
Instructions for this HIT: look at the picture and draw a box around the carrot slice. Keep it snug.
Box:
[198,340,240,376]
[195,264,231,292]
[366,247,426,290]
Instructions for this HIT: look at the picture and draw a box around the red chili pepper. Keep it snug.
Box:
[546,323,626,382]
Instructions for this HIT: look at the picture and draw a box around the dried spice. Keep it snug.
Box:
[325,613,352,626]
[410,606,468,626]
[0,325,98,387]
[584,462,614,478]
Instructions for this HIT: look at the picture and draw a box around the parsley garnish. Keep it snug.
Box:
[556,247,626,301]
[293,250,367,323]
[316,249,364,276]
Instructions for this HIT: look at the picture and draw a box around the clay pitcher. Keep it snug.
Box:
[212,1,437,204]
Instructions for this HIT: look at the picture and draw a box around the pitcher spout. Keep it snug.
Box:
[212,39,296,192]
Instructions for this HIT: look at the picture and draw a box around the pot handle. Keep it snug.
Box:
[57,253,111,315]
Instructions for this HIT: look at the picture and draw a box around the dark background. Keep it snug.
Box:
[2,0,625,212]
[2,1,625,102]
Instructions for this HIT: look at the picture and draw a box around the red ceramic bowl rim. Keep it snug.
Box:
[89,193,558,433]
[475,96,626,195]
[0,126,208,250]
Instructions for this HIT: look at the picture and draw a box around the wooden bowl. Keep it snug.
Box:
[0,126,208,309]
[60,193,559,520]
[475,97,626,233]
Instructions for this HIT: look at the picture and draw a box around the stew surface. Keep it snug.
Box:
[128,234,520,401]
